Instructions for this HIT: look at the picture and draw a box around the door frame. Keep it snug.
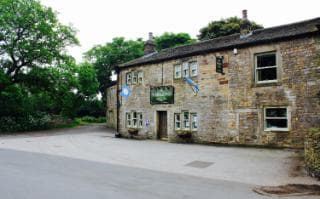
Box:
[156,110,168,140]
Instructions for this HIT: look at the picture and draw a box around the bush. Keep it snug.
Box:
[77,116,106,124]
[305,128,320,179]
[0,113,78,133]
[0,112,52,132]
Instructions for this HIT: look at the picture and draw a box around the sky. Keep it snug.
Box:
[41,0,320,63]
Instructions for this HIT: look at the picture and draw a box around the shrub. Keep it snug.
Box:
[77,116,106,124]
[0,113,80,133]
[305,128,320,179]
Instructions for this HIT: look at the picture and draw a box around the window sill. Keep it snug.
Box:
[173,76,198,82]
[264,128,289,132]
[253,81,281,88]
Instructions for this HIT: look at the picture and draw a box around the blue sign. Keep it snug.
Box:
[120,85,131,98]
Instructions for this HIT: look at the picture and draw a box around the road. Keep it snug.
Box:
[0,125,319,199]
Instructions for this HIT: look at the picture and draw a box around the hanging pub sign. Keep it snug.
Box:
[216,56,224,74]
[150,86,174,105]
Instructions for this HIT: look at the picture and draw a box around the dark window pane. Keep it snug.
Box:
[257,54,276,68]
[257,68,277,81]
[266,119,288,128]
[266,108,287,117]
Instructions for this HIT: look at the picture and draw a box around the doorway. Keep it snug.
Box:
[157,111,168,140]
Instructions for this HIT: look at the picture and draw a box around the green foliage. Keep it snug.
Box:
[76,116,106,124]
[198,17,263,40]
[155,32,195,50]
[0,0,79,92]
[77,62,99,98]
[305,128,320,179]
[76,99,105,118]
[0,0,83,132]
[85,37,144,100]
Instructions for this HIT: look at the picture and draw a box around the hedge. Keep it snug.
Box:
[305,128,320,179]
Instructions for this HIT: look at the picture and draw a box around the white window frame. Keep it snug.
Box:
[264,107,289,131]
[190,61,198,77]
[126,72,132,85]
[255,52,278,84]
[132,72,138,84]
[138,71,143,84]
[174,113,181,130]
[182,62,189,78]
[132,112,138,128]
[174,64,182,79]
[190,113,198,131]
[126,112,131,128]
[182,111,190,130]
[138,113,143,128]
[126,111,143,129]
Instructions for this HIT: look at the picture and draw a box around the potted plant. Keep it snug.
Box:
[176,130,192,139]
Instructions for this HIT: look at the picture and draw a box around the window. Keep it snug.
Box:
[174,113,181,130]
[174,61,198,79]
[183,111,190,130]
[126,111,143,129]
[190,113,198,131]
[174,112,198,131]
[190,62,198,77]
[126,73,132,85]
[182,62,189,78]
[132,112,138,128]
[138,71,143,83]
[132,72,138,84]
[138,113,143,128]
[126,71,143,85]
[126,113,131,127]
[255,52,277,83]
[174,64,182,79]
[264,107,289,131]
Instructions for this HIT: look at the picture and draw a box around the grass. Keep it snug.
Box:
[75,116,106,125]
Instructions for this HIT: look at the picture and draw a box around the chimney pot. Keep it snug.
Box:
[144,32,157,55]
[242,10,248,20]
[148,32,153,40]
[240,9,252,38]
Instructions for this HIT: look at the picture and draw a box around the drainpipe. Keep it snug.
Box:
[116,66,121,137]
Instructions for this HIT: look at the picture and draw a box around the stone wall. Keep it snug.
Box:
[106,85,117,129]
[117,36,320,148]
[305,128,320,179]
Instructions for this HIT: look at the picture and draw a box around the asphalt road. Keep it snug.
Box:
[0,148,268,199]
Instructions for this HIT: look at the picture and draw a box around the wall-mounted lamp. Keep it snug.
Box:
[233,48,238,55]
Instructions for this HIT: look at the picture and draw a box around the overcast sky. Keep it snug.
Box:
[41,0,319,62]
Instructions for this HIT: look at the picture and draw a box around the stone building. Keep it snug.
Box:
[107,12,320,148]
[106,81,117,129]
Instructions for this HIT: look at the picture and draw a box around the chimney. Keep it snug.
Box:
[242,9,248,20]
[144,32,157,55]
[240,9,252,38]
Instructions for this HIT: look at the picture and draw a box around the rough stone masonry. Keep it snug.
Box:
[107,14,320,148]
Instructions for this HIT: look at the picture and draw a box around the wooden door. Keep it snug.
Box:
[158,111,168,139]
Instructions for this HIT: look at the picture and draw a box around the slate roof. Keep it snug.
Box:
[119,17,320,68]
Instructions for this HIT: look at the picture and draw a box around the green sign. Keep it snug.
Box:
[216,56,224,74]
[150,86,174,105]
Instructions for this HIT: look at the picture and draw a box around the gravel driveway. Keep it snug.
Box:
[0,124,318,186]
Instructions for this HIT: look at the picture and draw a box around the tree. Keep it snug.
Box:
[155,32,195,50]
[198,17,263,40]
[85,37,144,100]
[0,0,79,92]
[77,62,99,99]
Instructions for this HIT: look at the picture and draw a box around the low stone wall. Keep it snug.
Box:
[305,128,320,179]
